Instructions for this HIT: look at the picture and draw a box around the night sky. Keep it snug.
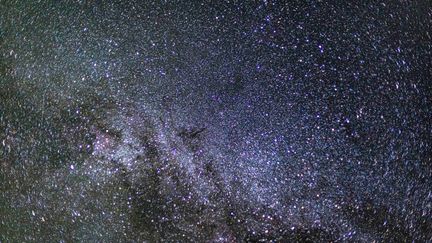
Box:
[1,1,431,242]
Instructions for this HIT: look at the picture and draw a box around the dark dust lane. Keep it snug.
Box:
[1,1,431,242]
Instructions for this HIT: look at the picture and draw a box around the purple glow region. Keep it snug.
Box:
[1,1,431,242]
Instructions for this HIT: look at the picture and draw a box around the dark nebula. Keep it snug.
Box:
[1,1,431,242]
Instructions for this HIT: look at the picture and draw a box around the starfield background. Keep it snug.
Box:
[1,1,431,242]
